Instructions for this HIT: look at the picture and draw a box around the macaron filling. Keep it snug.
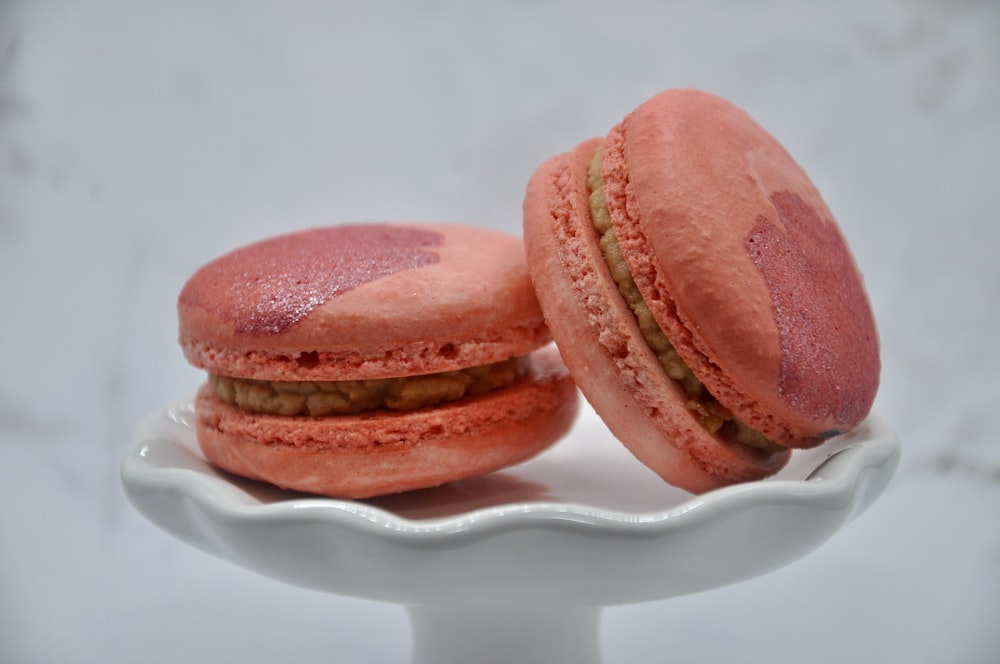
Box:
[207,357,528,417]
[587,147,780,453]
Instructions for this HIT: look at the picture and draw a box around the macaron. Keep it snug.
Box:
[177,223,579,499]
[523,89,879,493]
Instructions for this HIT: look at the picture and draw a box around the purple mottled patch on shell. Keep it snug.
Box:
[180,225,443,335]
[745,192,878,426]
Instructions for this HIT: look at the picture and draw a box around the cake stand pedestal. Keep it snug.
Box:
[122,399,899,663]
[408,605,602,664]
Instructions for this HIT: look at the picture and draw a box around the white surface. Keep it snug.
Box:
[1,1,998,662]
[122,399,898,604]
[122,400,896,663]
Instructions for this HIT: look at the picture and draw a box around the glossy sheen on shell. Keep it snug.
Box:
[179,225,443,337]
[178,223,551,381]
[602,90,878,442]
[523,88,879,492]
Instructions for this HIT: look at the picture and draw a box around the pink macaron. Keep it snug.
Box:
[178,223,579,499]
[523,89,879,493]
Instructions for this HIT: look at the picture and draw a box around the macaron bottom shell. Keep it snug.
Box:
[193,347,579,499]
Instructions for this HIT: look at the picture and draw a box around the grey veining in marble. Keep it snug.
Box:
[2,1,998,662]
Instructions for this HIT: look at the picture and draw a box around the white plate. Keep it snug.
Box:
[122,397,899,663]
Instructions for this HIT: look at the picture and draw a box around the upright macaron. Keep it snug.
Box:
[178,223,578,499]
[523,89,879,493]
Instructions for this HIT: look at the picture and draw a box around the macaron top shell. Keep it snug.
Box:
[601,89,879,442]
[178,223,550,382]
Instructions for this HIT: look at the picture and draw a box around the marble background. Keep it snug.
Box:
[2,1,998,662]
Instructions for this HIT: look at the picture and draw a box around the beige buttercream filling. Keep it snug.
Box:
[209,357,528,417]
[587,147,779,452]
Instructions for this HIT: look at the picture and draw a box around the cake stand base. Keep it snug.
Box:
[122,400,899,664]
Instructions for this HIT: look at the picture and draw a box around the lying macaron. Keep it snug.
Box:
[523,88,879,493]
[177,223,579,499]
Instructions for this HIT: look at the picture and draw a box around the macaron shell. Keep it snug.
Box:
[179,223,549,382]
[193,347,579,499]
[523,139,789,492]
[604,89,879,442]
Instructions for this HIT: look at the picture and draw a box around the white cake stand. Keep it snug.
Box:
[122,398,899,664]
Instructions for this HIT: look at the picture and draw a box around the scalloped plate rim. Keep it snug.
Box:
[122,397,900,539]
